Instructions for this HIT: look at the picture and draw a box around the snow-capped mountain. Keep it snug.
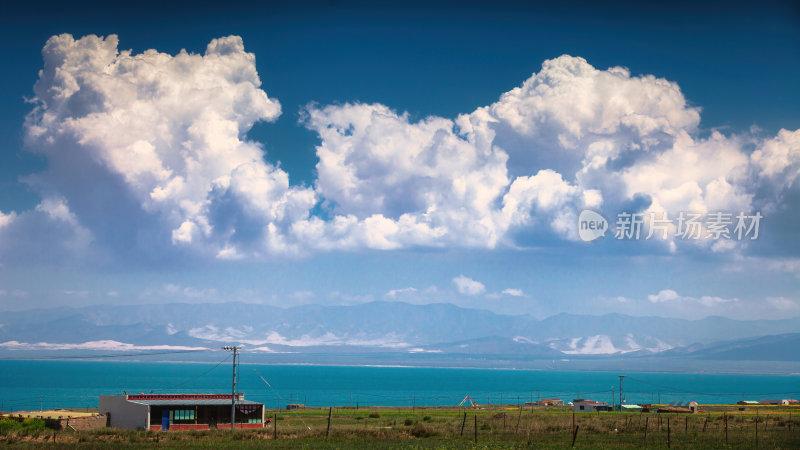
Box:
[0,301,798,361]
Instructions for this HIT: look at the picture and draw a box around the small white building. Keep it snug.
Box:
[573,399,608,412]
[99,393,265,431]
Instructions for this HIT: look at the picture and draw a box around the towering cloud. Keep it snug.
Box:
[22,34,315,259]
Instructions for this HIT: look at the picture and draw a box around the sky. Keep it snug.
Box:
[0,0,799,320]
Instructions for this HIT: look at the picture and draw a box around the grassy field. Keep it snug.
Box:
[2,405,800,448]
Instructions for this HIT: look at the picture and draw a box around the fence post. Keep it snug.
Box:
[571,425,580,447]
[326,407,332,438]
[725,412,728,444]
[273,413,277,439]
[644,416,648,443]
[474,415,478,443]
[667,417,670,448]
[755,409,759,448]
[516,404,522,433]
[460,412,466,436]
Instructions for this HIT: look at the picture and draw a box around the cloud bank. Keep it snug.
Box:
[2,34,798,263]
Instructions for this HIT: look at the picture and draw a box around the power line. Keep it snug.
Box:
[252,367,312,430]
[150,354,232,393]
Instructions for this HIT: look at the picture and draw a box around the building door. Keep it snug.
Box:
[161,409,170,431]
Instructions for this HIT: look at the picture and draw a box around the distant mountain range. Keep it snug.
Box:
[1,301,798,364]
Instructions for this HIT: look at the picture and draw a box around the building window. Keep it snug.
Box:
[171,409,195,424]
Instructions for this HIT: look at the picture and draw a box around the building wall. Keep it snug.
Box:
[150,424,211,431]
[59,416,107,431]
[573,401,606,412]
[167,424,209,431]
[217,423,264,429]
[98,396,150,430]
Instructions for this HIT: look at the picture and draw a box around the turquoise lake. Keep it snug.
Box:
[1,360,798,412]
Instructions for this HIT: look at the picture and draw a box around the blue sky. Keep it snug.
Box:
[0,0,799,320]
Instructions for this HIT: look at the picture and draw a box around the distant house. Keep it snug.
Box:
[737,401,759,406]
[537,399,564,406]
[573,399,608,412]
[286,404,305,410]
[758,399,800,405]
[620,404,643,412]
[99,393,265,431]
[657,401,698,414]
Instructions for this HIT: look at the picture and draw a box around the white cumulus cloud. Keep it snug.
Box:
[502,288,525,297]
[648,289,737,307]
[452,275,485,296]
[20,33,315,259]
[386,287,417,298]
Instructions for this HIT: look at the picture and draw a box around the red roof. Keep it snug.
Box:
[574,399,606,406]
[127,393,239,401]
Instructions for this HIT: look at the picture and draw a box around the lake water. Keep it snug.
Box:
[1,360,798,412]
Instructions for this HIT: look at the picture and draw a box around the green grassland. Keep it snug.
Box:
[2,405,800,448]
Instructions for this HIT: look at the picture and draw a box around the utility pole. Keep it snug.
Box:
[223,346,239,431]
[618,376,625,408]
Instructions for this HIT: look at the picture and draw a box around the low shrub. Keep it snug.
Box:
[409,423,439,438]
[0,418,21,435]
[403,418,414,426]
[368,412,380,418]
[0,418,47,436]
[21,418,46,432]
